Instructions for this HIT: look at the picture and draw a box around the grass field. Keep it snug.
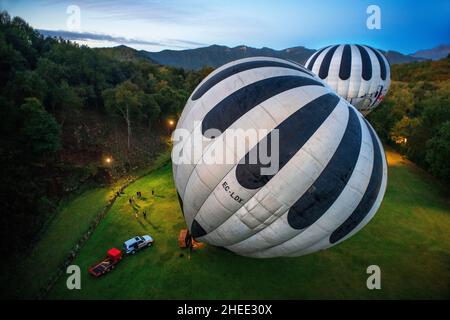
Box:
[37,149,450,300]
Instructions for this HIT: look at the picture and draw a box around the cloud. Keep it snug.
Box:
[36,0,265,28]
[38,0,215,24]
[38,29,207,50]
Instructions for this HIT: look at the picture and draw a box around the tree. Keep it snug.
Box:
[426,121,450,183]
[20,97,61,157]
[140,93,161,129]
[0,31,27,87]
[390,116,417,143]
[7,70,47,105]
[103,80,142,150]
[154,86,186,118]
[51,81,82,125]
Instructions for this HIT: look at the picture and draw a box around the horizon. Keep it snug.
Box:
[35,30,450,54]
[1,0,449,54]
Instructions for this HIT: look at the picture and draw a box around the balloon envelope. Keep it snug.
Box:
[305,44,391,115]
[172,57,387,258]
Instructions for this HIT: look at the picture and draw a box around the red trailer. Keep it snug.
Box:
[88,248,123,277]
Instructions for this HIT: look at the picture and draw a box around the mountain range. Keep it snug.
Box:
[142,45,316,70]
[410,44,450,61]
[94,43,449,70]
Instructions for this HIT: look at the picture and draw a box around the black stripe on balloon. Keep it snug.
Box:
[202,75,324,136]
[318,45,339,79]
[366,46,387,80]
[306,46,330,70]
[177,191,185,217]
[339,45,352,80]
[329,120,383,244]
[356,45,372,81]
[235,93,340,190]
[287,106,362,230]
[191,219,207,238]
[191,60,313,101]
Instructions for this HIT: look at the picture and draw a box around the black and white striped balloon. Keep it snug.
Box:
[305,44,391,115]
[172,57,387,258]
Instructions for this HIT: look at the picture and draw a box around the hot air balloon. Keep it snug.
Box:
[172,57,387,258]
[305,44,391,115]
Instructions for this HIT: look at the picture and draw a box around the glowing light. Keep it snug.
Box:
[394,136,408,145]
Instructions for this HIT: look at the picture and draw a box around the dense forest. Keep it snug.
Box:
[0,10,448,259]
[367,56,450,184]
[0,11,211,257]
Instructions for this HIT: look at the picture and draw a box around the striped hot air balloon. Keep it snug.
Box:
[172,57,387,258]
[305,44,391,115]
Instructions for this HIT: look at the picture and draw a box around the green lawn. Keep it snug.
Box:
[43,149,450,299]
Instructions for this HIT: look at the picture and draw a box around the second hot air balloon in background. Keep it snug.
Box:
[305,44,391,115]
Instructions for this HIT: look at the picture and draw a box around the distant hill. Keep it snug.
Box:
[382,50,426,64]
[141,44,426,70]
[411,44,450,61]
[95,45,157,63]
[142,44,316,69]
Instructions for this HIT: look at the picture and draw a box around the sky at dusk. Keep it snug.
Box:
[1,0,449,53]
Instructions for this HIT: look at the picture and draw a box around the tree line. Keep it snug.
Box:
[367,55,450,184]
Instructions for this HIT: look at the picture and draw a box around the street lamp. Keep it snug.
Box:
[167,119,176,135]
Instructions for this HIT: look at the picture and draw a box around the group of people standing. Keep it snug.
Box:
[129,190,155,220]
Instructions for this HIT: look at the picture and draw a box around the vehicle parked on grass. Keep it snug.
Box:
[88,248,122,277]
[123,235,154,254]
